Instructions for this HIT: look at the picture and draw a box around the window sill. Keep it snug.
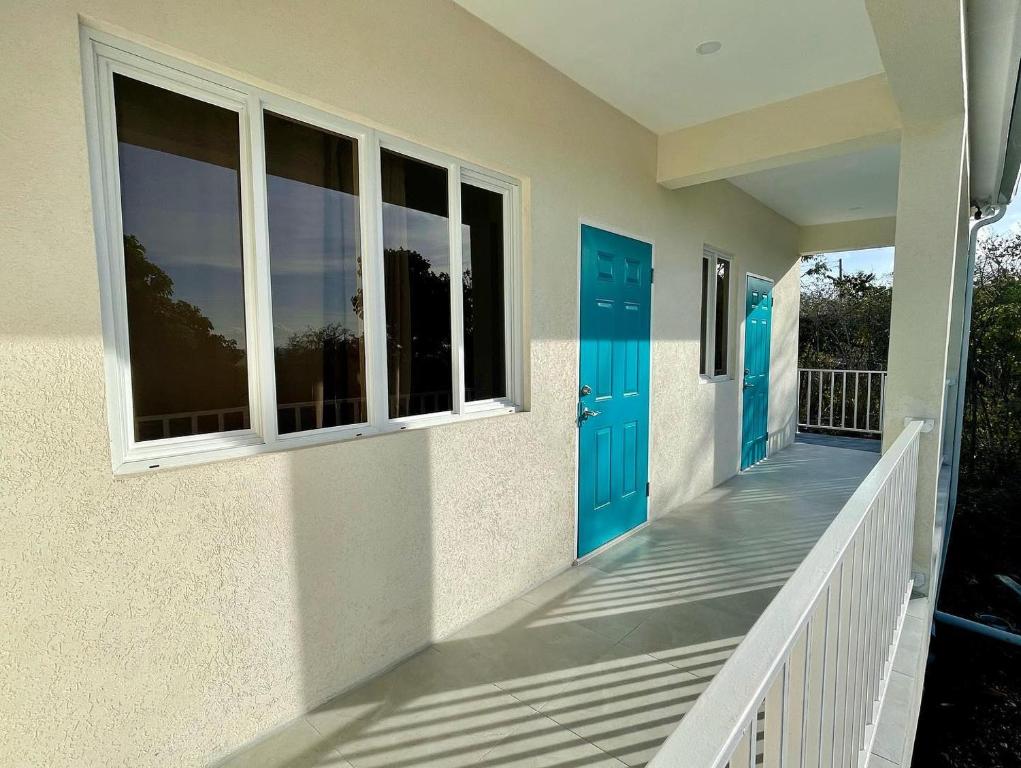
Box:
[699,374,732,384]
[113,403,524,476]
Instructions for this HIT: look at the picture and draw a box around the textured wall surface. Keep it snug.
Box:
[0,1,799,765]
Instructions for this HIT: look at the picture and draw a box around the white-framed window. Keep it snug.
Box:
[699,245,732,380]
[81,28,523,474]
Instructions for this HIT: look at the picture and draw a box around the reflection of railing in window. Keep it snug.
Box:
[134,390,457,440]
[388,390,452,418]
[134,406,250,441]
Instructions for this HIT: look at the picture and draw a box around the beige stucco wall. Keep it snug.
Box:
[0,2,800,765]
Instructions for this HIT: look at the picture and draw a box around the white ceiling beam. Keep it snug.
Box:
[657,75,901,189]
[798,216,897,256]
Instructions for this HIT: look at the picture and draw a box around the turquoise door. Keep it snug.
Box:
[577,225,652,557]
[741,275,773,469]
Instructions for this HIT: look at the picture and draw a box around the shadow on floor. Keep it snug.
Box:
[221,442,879,768]
[795,431,882,453]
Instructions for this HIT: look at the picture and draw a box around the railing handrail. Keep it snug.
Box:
[799,367,888,375]
[648,419,925,768]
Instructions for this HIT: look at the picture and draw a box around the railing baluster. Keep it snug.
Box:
[829,370,835,427]
[841,371,847,429]
[731,717,756,768]
[845,533,865,766]
[786,627,809,768]
[865,373,873,434]
[817,371,824,428]
[763,670,786,768]
[802,593,827,768]
[853,374,860,432]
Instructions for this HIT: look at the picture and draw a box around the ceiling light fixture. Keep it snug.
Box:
[696,40,722,55]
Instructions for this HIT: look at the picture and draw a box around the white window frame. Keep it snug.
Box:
[700,245,733,382]
[81,27,523,475]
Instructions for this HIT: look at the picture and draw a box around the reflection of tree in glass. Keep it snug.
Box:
[384,247,453,414]
[123,235,248,418]
[274,322,365,426]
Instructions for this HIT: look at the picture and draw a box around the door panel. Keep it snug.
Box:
[742,275,773,469]
[578,225,652,557]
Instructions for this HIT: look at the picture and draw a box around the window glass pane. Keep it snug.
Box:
[380,149,452,417]
[714,258,730,376]
[264,113,366,433]
[460,183,506,401]
[113,74,248,443]
[699,256,709,375]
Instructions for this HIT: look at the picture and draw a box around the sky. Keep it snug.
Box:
[804,192,1021,285]
[980,195,1021,239]
[803,246,895,282]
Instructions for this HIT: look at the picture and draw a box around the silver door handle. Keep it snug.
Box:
[579,407,602,421]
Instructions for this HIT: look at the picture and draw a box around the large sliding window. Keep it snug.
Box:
[83,30,522,473]
[699,246,732,380]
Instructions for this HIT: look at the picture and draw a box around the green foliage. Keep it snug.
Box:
[798,255,892,370]
[962,232,1021,483]
[123,234,247,416]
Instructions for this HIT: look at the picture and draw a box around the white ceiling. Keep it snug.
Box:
[729,143,901,226]
[454,0,885,133]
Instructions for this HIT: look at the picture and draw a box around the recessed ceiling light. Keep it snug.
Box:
[696,40,722,55]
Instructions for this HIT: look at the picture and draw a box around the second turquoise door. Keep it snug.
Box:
[577,225,652,557]
[741,275,773,469]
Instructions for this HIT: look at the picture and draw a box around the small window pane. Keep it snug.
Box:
[714,258,730,376]
[380,149,452,417]
[461,183,506,401]
[264,112,366,433]
[113,74,249,443]
[699,256,709,375]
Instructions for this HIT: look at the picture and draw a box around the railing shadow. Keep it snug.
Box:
[233,442,879,767]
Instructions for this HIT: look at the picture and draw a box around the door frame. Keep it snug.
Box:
[738,271,775,470]
[573,218,656,563]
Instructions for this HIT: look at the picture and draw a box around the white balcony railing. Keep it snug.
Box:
[799,368,888,435]
[649,419,923,768]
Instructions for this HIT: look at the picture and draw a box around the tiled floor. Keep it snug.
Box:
[220,443,879,768]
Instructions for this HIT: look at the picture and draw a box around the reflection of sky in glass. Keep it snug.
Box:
[119,143,247,346]
[382,202,449,275]
[267,176,362,342]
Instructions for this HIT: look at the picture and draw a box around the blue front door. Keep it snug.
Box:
[741,275,773,469]
[577,225,652,557]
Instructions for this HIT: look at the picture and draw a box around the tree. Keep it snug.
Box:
[123,234,248,418]
[799,256,892,371]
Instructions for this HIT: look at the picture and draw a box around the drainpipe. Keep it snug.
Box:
[938,202,1006,601]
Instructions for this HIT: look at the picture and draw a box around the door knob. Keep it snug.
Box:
[579,407,602,423]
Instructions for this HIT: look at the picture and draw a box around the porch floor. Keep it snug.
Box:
[222,443,879,768]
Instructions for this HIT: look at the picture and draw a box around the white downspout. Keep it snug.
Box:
[938,202,1007,599]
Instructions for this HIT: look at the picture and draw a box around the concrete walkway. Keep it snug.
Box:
[221,443,879,768]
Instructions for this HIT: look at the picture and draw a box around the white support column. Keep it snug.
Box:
[868,0,970,595]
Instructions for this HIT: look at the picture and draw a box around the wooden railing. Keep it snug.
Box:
[799,369,887,435]
[649,420,923,768]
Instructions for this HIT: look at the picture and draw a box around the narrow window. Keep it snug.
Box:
[113,74,249,442]
[699,247,731,379]
[699,256,709,375]
[714,257,730,376]
[460,182,506,401]
[380,149,452,417]
[264,113,366,434]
